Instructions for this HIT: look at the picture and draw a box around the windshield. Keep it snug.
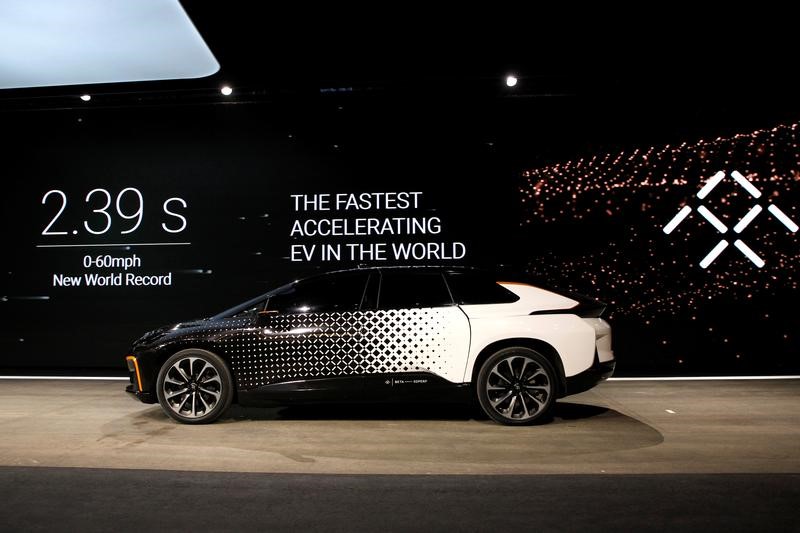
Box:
[210,282,295,320]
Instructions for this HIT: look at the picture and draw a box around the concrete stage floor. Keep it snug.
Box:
[0,379,798,474]
[1,378,798,531]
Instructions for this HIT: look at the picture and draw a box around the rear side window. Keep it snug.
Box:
[267,271,370,314]
[445,271,520,305]
[378,270,453,309]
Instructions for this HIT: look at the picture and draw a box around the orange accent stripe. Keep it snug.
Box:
[126,355,143,391]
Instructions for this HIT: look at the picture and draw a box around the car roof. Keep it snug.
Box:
[321,265,481,275]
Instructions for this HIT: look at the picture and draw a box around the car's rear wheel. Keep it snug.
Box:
[156,349,233,424]
[477,347,556,425]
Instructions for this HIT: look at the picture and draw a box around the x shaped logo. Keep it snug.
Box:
[663,170,798,268]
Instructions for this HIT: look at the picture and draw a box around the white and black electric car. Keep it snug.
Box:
[125,267,614,425]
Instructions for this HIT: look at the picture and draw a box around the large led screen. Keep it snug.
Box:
[1,94,798,375]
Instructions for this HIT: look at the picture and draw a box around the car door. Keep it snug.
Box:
[230,270,372,399]
[360,269,471,396]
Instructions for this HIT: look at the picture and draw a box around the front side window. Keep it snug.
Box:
[378,270,453,309]
[266,271,369,314]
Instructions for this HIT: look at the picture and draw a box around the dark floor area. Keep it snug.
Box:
[1,467,797,532]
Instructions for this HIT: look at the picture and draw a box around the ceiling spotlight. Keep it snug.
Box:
[80,94,91,101]
[505,75,518,87]
[220,85,233,96]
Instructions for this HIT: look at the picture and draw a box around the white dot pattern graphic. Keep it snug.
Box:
[233,309,454,389]
[165,308,471,389]
[169,309,462,390]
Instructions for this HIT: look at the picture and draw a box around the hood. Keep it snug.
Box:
[132,318,208,349]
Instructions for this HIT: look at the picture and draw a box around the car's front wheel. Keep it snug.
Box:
[156,349,233,424]
[477,347,556,425]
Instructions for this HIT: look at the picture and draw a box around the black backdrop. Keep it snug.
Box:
[2,86,799,375]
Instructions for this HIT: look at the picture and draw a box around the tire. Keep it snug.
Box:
[476,347,557,425]
[156,349,234,424]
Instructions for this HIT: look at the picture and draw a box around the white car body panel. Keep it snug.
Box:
[461,312,597,379]
[459,282,611,381]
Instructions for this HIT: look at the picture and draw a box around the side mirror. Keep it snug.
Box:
[257,309,279,325]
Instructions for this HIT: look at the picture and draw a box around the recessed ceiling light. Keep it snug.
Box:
[505,75,518,87]
[220,86,233,96]
[80,94,91,102]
